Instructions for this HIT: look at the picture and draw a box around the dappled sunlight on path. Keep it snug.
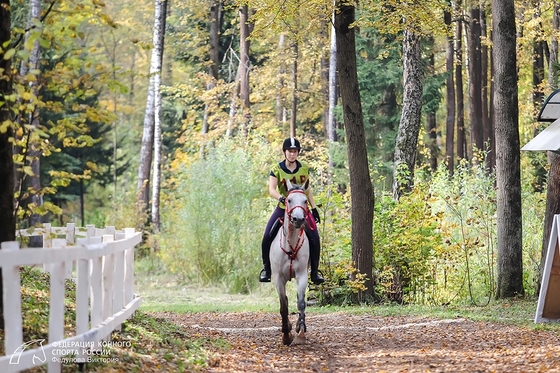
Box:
[153,311,560,372]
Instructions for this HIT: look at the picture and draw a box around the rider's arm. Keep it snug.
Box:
[269,175,283,201]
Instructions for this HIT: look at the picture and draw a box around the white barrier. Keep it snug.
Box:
[0,225,142,373]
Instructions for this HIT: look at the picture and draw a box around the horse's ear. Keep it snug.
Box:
[286,178,294,191]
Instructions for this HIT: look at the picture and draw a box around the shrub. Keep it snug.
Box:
[159,139,272,293]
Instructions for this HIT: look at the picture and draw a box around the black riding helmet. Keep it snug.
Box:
[282,137,301,152]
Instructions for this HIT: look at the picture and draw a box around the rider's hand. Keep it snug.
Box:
[279,196,286,204]
[312,208,320,223]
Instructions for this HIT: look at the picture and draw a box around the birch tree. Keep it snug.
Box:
[26,0,42,227]
[151,0,168,230]
[327,17,338,144]
[392,27,423,200]
[137,0,167,223]
[239,4,251,137]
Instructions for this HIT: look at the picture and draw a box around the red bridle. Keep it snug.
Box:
[280,189,309,278]
[284,190,309,223]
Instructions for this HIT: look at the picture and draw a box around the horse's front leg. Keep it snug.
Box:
[294,272,307,342]
[276,282,293,346]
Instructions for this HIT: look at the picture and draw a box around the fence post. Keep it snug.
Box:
[42,223,52,273]
[123,228,136,304]
[66,223,75,244]
[86,224,95,239]
[1,241,23,366]
[75,238,90,364]
[42,223,52,248]
[102,235,114,322]
[47,250,66,373]
[89,236,103,330]
[106,226,116,239]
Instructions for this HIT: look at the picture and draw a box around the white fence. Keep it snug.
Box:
[0,223,142,373]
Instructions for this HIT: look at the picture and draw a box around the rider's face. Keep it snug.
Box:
[285,149,299,163]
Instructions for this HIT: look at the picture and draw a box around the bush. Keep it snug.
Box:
[159,139,272,293]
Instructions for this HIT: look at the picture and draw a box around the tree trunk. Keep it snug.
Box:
[276,34,286,124]
[456,9,466,161]
[444,5,455,174]
[137,0,167,222]
[320,21,330,138]
[426,51,438,172]
[239,4,251,138]
[468,6,484,155]
[290,42,298,138]
[492,0,524,298]
[0,0,14,330]
[480,8,494,171]
[392,28,423,200]
[327,16,338,144]
[532,3,545,118]
[26,0,42,227]
[151,0,168,231]
[334,2,374,298]
[541,2,560,291]
[541,152,560,290]
[201,0,222,151]
[549,1,559,88]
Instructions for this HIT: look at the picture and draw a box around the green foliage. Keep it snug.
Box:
[355,26,402,186]
[159,139,272,293]
[314,258,368,306]
[520,184,546,297]
[374,189,441,304]
[371,159,545,306]
[428,161,498,305]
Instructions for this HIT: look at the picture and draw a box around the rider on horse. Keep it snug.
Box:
[259,137,325,285]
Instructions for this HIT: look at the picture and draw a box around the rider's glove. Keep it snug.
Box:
[312,208,320,223]
[279,196,286,204]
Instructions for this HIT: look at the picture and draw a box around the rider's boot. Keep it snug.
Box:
[309,237,325,285]
[260,218,282,282]
[259,262,271,282]
[259,240,272,282]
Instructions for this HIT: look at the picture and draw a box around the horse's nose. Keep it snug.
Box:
[292,216,305,226]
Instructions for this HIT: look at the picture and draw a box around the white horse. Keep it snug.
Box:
[269,179,310,346]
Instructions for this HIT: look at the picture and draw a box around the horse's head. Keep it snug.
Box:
[285,179,308,229]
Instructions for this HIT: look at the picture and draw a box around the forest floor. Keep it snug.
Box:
[152,310,560,373]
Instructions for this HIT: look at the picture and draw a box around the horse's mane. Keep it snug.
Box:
[288,184,305,192]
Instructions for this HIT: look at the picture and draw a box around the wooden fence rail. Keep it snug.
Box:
[0,224,142,373]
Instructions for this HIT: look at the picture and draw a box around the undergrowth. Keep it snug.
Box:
[0,267,225,372]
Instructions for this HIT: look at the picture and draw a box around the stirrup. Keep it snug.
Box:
[310,269,325,285]
[259,268,271,283]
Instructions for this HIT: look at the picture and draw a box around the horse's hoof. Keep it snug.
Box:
[294,331,306,344]
[282,333,294,346]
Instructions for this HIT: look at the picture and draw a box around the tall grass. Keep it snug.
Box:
[159,139,273,293]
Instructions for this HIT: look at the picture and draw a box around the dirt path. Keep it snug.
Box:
[153,311,560,372]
